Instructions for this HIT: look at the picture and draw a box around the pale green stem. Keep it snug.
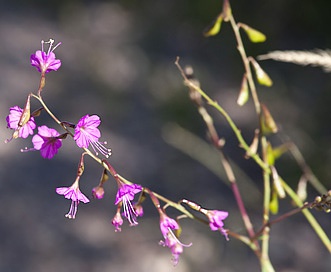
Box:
[175,59,269,172]
[282,180,331,253]
[260,136,273,271]
[229,15,261,115]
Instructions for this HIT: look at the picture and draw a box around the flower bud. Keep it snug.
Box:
[250,58,273,87]
[203,14,223,37]
[237,74,249,106]
[245,129,259,158]
[92,186,105,199]
[271,166,285,199]
[240,23,266,43]
[261,104,278,134]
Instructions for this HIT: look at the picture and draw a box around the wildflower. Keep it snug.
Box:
[159,213,192,265]
[31,125,62,159]
[74,114,111,158]
[56,178,89,219]
[30,39,61,74]
[111,210,124,232]
[204,209,229,240]
[115,183,142,226]
[92,185,105,199]
[5,105,36,142]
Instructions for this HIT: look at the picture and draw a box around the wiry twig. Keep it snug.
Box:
[258,49,331,72]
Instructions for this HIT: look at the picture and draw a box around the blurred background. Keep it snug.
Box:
[1,0,331,271]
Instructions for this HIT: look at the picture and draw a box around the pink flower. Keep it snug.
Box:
[92,185,105,199]
[115,183,142,226]
[74,114,111,158]
[32,125,62,159]
[56,179,90,219]
[111,211,124,232]
[30,39,61,74]
[205,210,229,240]
[159,213,192,266]
[6,106,36,139]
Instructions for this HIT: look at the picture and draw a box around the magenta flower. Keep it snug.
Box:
[6,106,36,140]
[159,213,192,265]
[115,183,142,226]
[205,210,229,240]
[30,39,61,74]
[56,178,90,219]
[92,185,105,199]
[31,125,62,159]
[111,211,124,232]
[74,114,111,158]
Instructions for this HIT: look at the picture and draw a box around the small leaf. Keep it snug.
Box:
[261,104,278,134]
[237,74,249,106]
[245,129,259,158]
[240,23,266,43]
[272,144,289,160]
[271,166,286,199]
[250,58,273,87]
[203,14,223,37]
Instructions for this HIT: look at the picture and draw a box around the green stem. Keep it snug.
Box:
[282,180,331,253]
[175,59,269,172]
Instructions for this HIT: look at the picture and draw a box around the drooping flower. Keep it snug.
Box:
[6,106,36,141]
[159,213,192,265]
[74,114,111,158]
[111,210,124,232]
[31,125,62,159]
[56,178,90,219]
[204,209,229,240]
[30,39,61,74]
[114,183,142,226]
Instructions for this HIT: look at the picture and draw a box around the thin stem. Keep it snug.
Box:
[175,58,269,172]
[282,180,331,253]
[229,15,261,115]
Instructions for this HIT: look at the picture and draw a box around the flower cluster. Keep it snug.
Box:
[4,38,231,267]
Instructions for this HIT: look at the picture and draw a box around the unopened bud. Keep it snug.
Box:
[203,14,223,37]
[245,129,259,158]
[315,196,322,203]
[92,186,105,199]
[261,104,278,134]
[239,23,266,43]
[237,74,249,106]
[250,58,273,87]
[271,166,285,199]
[296,175,308,202]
